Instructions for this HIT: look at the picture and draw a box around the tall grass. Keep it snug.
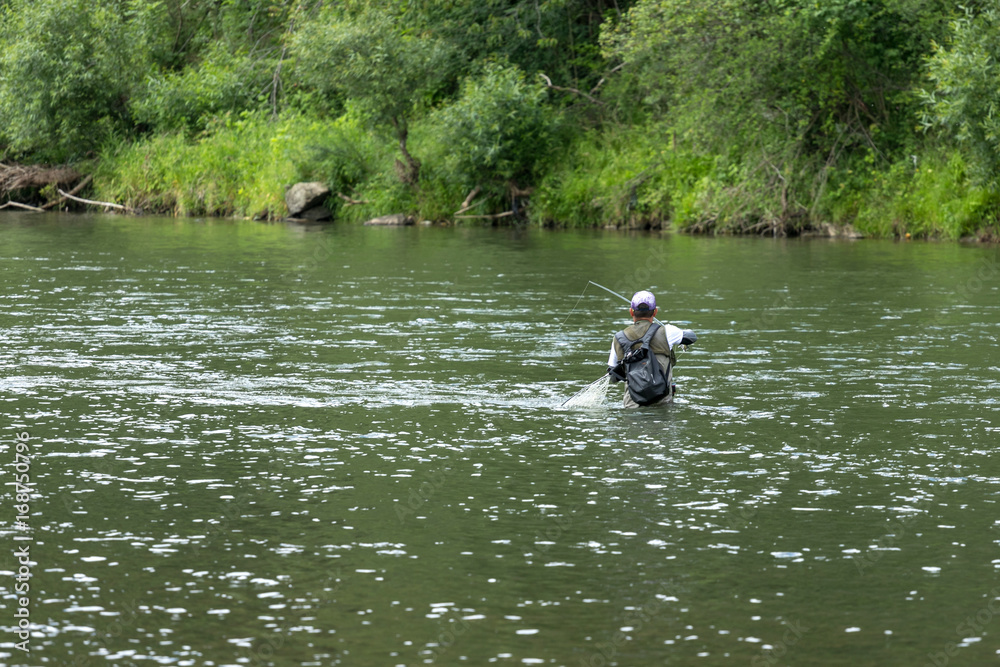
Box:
[91,111,1000,239]
[93,112,396,220]
[834,150,1000,240]
[530,125,715,228]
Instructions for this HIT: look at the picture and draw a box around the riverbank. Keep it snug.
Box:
[6,2,1000,245]
[5,115,999,243]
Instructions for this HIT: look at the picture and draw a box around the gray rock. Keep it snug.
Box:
[285,182,330,217]
[298,206,332,222]
[364,213,414,226]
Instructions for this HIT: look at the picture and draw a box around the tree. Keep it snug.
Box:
[131,42,275,134]
[921,4,1000,182]
[436,62,558,207]
[600,0,950,223]
[0,0,150,160]
[130,0,300,132]
[401,0,637,101]
[290,6,455,184]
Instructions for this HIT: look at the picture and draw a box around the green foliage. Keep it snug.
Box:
[601,0,952,229]
[0,0,150,160]
[289,5,455,183]
[134,0,295,71]
[292,8,454,118]
[0,0,997,239]
[434,63,558,201]
[297,108,409,221]
[131,43,273,133]
[94,112,315,218]
[921,5,1000,182]
[614,0,948,150]
[532,125,712,227]
[93,109,421,222]
[834,149,1000,239]
[128,0,299,134]
[402,0,635,95]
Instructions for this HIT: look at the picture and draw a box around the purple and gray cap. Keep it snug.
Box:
[630,290,656,313]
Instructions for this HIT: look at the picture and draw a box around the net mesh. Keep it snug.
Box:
[560,375,611,409]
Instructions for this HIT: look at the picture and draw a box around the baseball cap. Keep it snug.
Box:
[630,290,656,312]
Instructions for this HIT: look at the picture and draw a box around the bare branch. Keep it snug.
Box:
[454,185,482,215]
[0,201,45,212]
[337,192,370,206]
[589,62,625,96]
[57,189,134,213]
[455,211,515,220]
[271,45,287,120]
[42,174,93,210]
[539,73,603,106]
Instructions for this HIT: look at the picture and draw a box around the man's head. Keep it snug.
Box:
[630,290,657,320]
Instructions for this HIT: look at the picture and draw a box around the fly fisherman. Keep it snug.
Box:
[607,290,697,408]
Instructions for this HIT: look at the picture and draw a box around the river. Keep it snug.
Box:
[1,214,998,666]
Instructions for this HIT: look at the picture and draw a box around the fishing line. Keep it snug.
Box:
[560,280,665,325]
[556,280,677,407]
[559,280,632,325]
[559,283,594,326]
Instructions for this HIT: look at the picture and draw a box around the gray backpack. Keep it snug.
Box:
[613,323,670,406]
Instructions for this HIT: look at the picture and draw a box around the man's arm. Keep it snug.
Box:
[663,323,697,349]
[607,340,626,382]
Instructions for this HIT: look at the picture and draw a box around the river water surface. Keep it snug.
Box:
[1,215,998,666]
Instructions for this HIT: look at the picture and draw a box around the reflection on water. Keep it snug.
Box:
[0,215,998,665]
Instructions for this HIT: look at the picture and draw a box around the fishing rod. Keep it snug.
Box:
[587,280,630,305]
[558,280,693,407]
[583,280,665,326]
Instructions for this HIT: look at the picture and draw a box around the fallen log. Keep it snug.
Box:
[454,185,482,215]
[57,188,135,213]
[43,174,93,210]
[454,211,515,220]
[0,201,45,212]
[337,192,371,206]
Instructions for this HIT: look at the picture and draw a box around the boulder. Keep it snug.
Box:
[364,213,415,226]
[298,206,332,222]
[285,182,330,218]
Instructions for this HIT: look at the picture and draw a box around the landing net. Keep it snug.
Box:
[560,375,610,409]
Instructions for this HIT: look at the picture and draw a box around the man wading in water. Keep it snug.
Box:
[607,290,696,408]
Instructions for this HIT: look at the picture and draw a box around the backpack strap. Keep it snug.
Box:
[638,322,661,349]
[614,330,635,359]
[615,322,661,360]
